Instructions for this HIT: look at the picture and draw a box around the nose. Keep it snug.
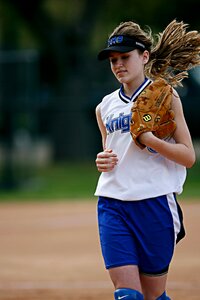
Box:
[114,58,123,67]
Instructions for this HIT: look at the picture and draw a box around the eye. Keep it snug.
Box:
[110,57,117,64]
[121,54,130,60]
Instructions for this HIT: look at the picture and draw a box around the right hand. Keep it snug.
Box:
[95,149,118,172]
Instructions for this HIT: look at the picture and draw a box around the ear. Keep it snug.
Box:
[143,50,149,64]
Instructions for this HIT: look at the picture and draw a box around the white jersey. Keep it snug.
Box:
[94,78,186,201]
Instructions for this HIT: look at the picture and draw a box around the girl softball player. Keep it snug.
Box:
[94,19,200,300]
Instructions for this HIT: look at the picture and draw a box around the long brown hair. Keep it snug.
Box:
[110,19,200,87]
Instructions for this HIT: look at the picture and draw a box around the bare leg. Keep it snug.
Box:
[109,265,142,292]
[140,273,168,300]
[108,265,169,300]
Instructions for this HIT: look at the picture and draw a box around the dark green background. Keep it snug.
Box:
[0,0,199,199]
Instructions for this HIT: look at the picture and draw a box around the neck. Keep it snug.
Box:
[123,76,146,97]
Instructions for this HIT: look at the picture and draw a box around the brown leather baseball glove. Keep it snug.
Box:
[130,78,176,149]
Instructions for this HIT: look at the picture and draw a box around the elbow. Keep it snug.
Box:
[186,161,195,168]
[185,152,196,168]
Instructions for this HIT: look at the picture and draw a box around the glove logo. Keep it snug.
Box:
[143,114,152,122]
[155,115,161,122]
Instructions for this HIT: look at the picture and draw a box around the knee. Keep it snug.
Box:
[114,288,144,300]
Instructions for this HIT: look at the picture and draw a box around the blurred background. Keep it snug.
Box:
[0,0,199,200]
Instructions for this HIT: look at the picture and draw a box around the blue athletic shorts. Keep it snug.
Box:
[97,194,185,276]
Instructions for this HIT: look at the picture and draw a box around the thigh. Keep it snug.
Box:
[97,197,138,269]
[126,194,178,275]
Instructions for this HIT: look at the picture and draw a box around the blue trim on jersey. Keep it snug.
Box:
[97,195,184,275]
[119,77,151,103]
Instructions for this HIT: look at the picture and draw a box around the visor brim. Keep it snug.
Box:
[97,46,137,60]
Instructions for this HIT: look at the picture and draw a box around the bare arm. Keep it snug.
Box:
[139,89,196,168]
[95,104,118,172]
[96,103,107,150]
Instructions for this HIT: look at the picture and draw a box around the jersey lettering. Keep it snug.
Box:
[106,113,131,134]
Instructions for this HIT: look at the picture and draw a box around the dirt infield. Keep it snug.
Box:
[0,199,199,300]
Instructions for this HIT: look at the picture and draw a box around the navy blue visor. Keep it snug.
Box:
[98,35,147,60]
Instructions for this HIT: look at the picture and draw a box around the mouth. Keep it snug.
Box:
[116,70,126,76]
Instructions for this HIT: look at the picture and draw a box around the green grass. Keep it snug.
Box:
[178,160,200,201]
[0,160,199,202]
[0,161,99,201]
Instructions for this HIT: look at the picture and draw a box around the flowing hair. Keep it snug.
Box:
[110,19,200,87]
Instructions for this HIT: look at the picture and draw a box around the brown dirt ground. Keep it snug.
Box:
[0,199,199,300]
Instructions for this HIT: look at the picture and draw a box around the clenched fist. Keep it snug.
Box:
[95,149,118,172]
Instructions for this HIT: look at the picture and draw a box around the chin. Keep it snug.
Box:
[117,77,128,84]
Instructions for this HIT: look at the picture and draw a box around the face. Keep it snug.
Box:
[109,50,149,85]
